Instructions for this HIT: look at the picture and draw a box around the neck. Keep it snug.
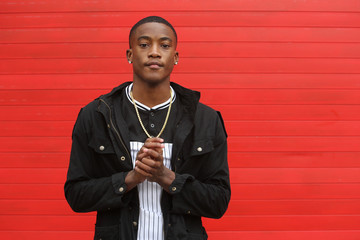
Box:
[132,80,171,108]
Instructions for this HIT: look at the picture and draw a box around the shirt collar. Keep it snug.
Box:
[125,83,176,111]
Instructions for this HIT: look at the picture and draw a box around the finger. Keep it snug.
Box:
[136,159,157,174]
[134,161,152,177]
[137,148,160,161]
[144,139,165,151]
[136,151,148,161]
[145,137,164,143]
[141,157,161,169]
[143,148,163,161]
[136,146,147,155]
[143,142,165,150]
[134,166,152,177]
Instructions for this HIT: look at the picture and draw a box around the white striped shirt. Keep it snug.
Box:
[130,142,172,240]
[125,83,175,240]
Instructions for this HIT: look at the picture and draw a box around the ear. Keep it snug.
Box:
[174,51,179,65]
[126,49,133,63]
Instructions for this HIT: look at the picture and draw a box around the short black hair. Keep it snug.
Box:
[129,16,177,48]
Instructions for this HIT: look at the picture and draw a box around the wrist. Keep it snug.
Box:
[125,170,143,192]
[157,168,175,192]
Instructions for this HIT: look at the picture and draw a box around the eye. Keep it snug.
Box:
[139,43,149,48]
[161,44,170,49]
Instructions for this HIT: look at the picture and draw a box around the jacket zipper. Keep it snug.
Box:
[99,99,131,161]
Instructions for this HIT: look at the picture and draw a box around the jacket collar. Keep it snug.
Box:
[98,81,200,114]
[170,82,200,115]
[98,81,132,105]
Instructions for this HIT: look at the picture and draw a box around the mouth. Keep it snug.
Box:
[145,61,163,69]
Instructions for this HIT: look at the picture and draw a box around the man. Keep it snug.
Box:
[64,16,230,240]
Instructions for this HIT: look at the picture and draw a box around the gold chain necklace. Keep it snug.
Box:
[130,89,173,138]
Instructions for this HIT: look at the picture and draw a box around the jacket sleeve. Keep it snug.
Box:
[64,108,132,213]
[168,112,231,219]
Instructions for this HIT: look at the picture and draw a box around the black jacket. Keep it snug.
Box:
[64,82,231,240]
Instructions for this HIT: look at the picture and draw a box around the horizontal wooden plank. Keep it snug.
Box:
[0,168,68,184]
[2,152,360,168]
[230,168,360,184]
[228,152,360,168]
[229,183,360,200]
[2,120,359,137]
[0,215,360,231]
[0,121,74,137]
[0,200,92,215]
[1,105,360,121]
[0,153,69,168]
[1,230,360,240]
[229,136,360,152]
[1,74,360,90]
[2,58,360,75]
[0,231,93,240]
[2,42,360,58]
[1,183,359,200]
[1,167,360,184]
[1,12,360,28]
[226,121,360,136]
[0,0,359,12]
[0,106,80,121]
[1,27,359,43]
[0,184,65,200]
[217,105,360,121]
[203,215,360,231]
[202,89,360,105]
[0,137,71,153]
[1,136,360,152]
[0,215,94,231]
[228,199,360,215]
[2,89,360,105]
[2,199,360,215]
[208,231,360,240]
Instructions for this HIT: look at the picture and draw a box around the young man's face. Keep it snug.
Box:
[127,22,179,85]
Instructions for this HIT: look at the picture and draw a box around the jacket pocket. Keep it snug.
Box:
[178,138,216,180]
[88,136,115,154]
[189,139,214,157]
[88,136,121,172]
[94,224,119,240]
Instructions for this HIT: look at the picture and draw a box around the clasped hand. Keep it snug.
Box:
[135,137,167,183]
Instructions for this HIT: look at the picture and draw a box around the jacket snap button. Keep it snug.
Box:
[171,187,176,192]
[107,124,110,128]
[119,187,124,192]
[133,221,138,227]
[120,156,126,161]
[197,147,202,152]
[187,210,191,214]
[99,146,105,151]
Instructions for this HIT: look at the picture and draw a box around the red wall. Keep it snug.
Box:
[1,0,360,239]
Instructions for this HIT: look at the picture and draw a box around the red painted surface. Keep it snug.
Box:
[1,1,360,239]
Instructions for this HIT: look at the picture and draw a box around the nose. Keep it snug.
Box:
[148,45,161,58]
